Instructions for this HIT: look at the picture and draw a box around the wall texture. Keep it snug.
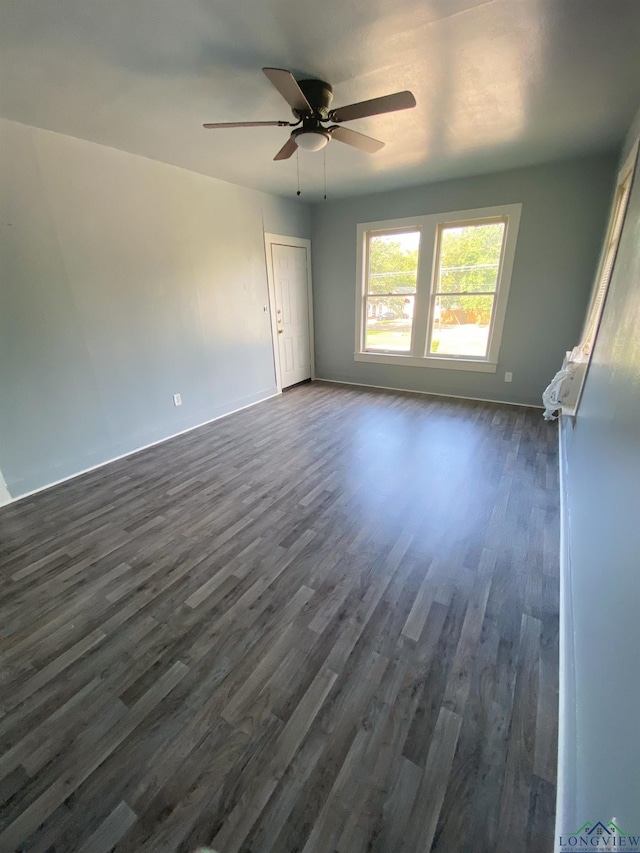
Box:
[558,114,640,836]
[310,152,617,406]
[0,119,310,497]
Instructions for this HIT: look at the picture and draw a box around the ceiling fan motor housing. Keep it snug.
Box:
[294,79,334,119]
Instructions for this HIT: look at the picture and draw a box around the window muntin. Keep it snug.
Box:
[364,230,420,353]
[428,220,507,358]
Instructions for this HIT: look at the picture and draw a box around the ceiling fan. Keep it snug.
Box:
[203,68,416,160]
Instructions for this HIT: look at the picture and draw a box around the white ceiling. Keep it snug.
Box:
[2,0,640,201]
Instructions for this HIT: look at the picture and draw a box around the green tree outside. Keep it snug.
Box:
[367,223,504,324]
[439,222,504,324]
[368,235,418,318]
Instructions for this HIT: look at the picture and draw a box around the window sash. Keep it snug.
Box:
[362,229,421,354]
[364,294,416,352]
[364,229,420,297]
[427,293,497,359]
[425,217,508,359]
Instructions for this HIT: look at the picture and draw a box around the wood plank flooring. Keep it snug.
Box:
[0,381,559,852]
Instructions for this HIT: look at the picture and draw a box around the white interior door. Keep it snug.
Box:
[271,242,312,389]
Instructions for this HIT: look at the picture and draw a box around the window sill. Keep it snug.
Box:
[354,352,498,372]
[559,355,587,417]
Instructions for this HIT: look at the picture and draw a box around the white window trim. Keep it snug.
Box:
[560,139,638,417]
[355,204,522,372]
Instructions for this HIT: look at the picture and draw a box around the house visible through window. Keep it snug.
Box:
[356,204,522,372]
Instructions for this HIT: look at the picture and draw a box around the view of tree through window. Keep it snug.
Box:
[365,231,419,351]
[430,221,506,357]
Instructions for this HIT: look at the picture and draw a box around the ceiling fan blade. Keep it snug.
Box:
[203,120,291,129]
[330,90,416,123]
[274,137,298,161]
[329,125,385,153]
[262,68,312,113]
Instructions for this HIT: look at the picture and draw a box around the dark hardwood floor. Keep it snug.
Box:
[0,381,559,853]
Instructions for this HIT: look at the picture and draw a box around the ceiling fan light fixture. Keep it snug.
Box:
[293,129,330,151]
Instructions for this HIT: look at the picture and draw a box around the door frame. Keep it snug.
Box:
[264,233,315,393]
[0,468,11,507]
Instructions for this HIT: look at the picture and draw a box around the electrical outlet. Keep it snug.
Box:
[173,393,182,406]
[504,372,513,383]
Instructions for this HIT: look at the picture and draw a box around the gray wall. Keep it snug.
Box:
[310,152,617,406]
[0,118,310,498]
[559,114,640,834]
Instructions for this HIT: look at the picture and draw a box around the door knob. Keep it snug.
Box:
[278,329,284,334]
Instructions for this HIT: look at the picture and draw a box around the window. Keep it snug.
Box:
[356,205,522,372]
[364,230,419,353]
[583,150,636,355]
[560,140,638,415]
[429,220,505,358]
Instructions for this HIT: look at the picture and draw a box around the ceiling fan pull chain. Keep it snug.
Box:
[323,148,327,200]
[296,150,301,197]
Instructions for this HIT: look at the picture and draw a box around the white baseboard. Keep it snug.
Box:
[315,376,544,409]
[2,389,280,506]
[555,414,577,848]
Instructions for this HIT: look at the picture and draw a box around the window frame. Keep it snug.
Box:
[362,226,421,354]
[355,204,522,372]
[560,140,638,416]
